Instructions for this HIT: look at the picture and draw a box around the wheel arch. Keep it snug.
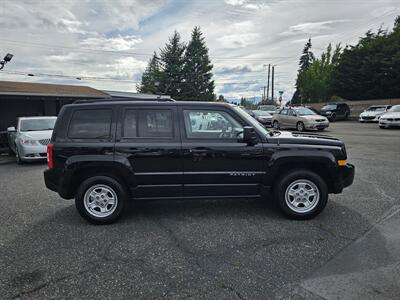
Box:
[266,152,338,193]
[61,157,134,199]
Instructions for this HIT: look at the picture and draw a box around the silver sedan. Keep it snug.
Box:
[272,107,329,132]
[7,116,57,164]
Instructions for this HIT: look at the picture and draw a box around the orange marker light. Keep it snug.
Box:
[338,159,347,166]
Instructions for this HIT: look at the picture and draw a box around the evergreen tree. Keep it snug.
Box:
[181,26,215,101]
[292,38,315,104]
[332,17,400,100]
[137,52,162,94]
[158,31,186,99]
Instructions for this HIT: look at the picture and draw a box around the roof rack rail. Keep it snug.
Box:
[73,97,175,104]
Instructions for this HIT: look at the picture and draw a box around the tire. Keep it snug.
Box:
[273,169,328,220]
[273,120,280,130]
[75,176,127,224]
[15,146,23,165]
[330,113,336,122]
[344,111,349,120]
[296,121,305,132]
[379,125,385,129]
[317,128,325,131]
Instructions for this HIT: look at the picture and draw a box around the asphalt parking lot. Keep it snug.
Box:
[0,122,399,299]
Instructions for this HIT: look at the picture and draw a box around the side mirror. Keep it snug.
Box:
[242,126,258,145]
[7,126,16,132]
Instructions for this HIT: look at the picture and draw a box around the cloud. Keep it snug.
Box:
[281,20,349,36]
[0,0,396,101]
[80,35,143,51]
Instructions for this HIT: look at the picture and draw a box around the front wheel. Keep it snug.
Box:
[274,170,328,219]
[296,121,305,132]
[273,120,280,130]
[75,176,127,224]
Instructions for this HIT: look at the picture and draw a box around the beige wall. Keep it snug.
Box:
[308,99,400,119]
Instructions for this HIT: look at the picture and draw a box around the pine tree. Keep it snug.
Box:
[137,52,162,94]
[158,31,186,100]
[181,26,215,101]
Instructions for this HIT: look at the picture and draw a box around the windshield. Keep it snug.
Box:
[233,106,269,135]
[321,104,337,110]
[252,110,271,117]
[259,105,276,111]
[367,106,385,112]
[294,107,317,116]
[389,105,400,112]
[20,118,56,132]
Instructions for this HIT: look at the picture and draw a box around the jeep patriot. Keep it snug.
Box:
[44,100,355,224]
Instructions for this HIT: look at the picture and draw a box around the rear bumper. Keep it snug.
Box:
[44,169,59,193]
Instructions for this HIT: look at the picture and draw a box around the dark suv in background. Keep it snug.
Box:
[44,100,354,224]
[320,102,350,121]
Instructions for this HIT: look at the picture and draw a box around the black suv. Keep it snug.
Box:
[320,102,350,121]
[44,100,354,224]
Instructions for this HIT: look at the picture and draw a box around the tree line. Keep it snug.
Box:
[138,27,216,101]
[292,16,400,103]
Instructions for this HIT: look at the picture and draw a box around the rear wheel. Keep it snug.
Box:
[296,121,305,132]
[274,170,328,219]
[75,176,127,224]
[273,120,280,130]
[330,113,336,122]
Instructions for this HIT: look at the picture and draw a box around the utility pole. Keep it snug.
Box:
[262,86,266,102]
[266,64,271,101]
[271,65,275,103]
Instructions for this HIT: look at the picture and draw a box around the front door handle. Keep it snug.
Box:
[189,147,208,153]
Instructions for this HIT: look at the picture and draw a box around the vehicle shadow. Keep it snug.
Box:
[0,198,389,299]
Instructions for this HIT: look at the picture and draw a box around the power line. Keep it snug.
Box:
[1,38,293,61]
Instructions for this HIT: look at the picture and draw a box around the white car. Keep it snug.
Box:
[359,105,391,122]
[7,116,57,164]
[379,105,400,129]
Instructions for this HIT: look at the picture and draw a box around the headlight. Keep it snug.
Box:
[20,138,38,145]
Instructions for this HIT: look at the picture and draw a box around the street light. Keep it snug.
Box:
[0,53,14,70]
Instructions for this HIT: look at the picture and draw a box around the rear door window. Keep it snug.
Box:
[68,109,112,139]
[122,109,174,138]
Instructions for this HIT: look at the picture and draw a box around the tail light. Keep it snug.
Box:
[47,143,53,169]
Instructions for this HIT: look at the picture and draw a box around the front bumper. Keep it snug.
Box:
[341,163,355,188]
[332,163,355,193]
[305,122,329,130]
[359,116,380,122]
[18,144,47,161]
[379,119,400,127]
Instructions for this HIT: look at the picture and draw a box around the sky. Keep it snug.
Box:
[0,0,399,103]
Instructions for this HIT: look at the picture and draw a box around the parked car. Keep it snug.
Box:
[258,105,278,115]
[44,100,354,224]
[305,106,320,115]
[272,107,329,132]
[251,110,272,127]
[320,103,350,121]
[7,116,57,164]
[379,105,400,129]
[359,105,392,122]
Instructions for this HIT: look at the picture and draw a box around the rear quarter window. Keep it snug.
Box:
[68,109,112,139]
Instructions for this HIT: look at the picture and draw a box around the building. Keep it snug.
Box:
[0,80,170,148]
